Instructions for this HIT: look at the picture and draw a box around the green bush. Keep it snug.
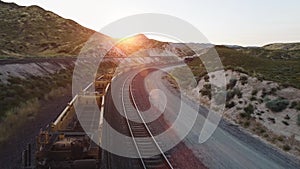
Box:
[199,87,211,99]
[226,90,235,101]
[204,75,209,82]
[266,98,289,112]
[227,78,237,89]
[240,112,249,119]
[250,96,257,101]
[290,101,300,111]
[240,75,248,85]
[251,89,258,96]
[240,104,254,120]
[0,68,73,118]
[263,96,270,102]
[226,101,236,108]
[290,101,297,108]
[261,88,267,98]
[297,114,300,126]
[283,144,291,151]
[233,88,242,98]
[203,84,211,89]
[277,136,284,142]
[244,104,254,114]
[243,121,250,128]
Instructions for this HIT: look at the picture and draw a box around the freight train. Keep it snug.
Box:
[22,73,114,169]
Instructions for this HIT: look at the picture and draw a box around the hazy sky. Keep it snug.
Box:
[3,0,300,46]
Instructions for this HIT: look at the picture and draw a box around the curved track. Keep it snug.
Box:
[121,76,174,169]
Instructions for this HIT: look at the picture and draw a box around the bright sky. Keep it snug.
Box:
[3,0,300,46]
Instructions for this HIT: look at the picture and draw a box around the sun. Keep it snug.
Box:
[119,36,138,45]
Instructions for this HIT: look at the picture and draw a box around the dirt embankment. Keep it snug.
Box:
[0,58,76,168]
[168,67,300,159]
[0,57,75,83]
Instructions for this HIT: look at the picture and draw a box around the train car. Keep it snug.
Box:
[23,73,113,169]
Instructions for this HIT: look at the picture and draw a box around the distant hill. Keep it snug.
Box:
[0,1,299,61]
[0,1,112,57]
[186,45,300,88]
[115,34,196,57]
[229,43,300,60]
[263,43,300,51]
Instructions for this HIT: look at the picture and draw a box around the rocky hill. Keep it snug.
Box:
[0,1,112,57]
[114,34,196,57]
[0,1,197,58]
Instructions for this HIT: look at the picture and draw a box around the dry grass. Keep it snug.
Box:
[44,84,70,101]
[0,98,40,143]
[0,85,70,144]
[237,117,300,155]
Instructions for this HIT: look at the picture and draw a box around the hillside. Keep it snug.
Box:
[263,43,300,51]
[115,34,195,57]
[0,1,196,58]
[185,45,300,89]
[0,1,112,57]
[234,43,300,60]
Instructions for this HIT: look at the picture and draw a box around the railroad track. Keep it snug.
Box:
[121,76,174,169]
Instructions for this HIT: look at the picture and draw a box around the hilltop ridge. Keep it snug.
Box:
[0,1,112,57]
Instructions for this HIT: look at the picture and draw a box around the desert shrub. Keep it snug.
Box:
[243,121,250,128]
[283,144,291,151]
[240,104,254,120]
[297,114,300,126]
[290,101,297,108]
[203,84,211,89]
[290,101,300,111]
[226,101,236,108]
[270,87,278,95]
[244,104,254,115]
[233,88,242,98]
[261,88,267,98]
[254,73,264,81]
[282,121,289,126]
[266,98,289,112]
[240,75,248,85]
[226,90,235,101]
[250,96,257,101]
[0,98,40,143]
[263,133,269,138]
[240,112,249,119]
[234,67,248,74]
[0,68,73,119]
[259,128,266,134]
[296,103,300,111]
[204,75,209,82]
[263,96,270,103]
[251,89,258,96]
[227,78,237,89]
[277,136,284,142]
[200,87,211,99]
